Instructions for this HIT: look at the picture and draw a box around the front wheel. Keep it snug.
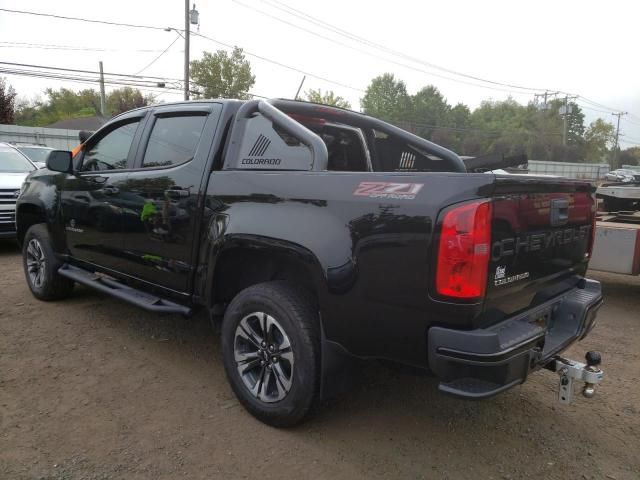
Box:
[22,224,74,301]
[221,281,320,427]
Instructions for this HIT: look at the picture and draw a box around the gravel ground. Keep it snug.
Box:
[0,240,638,480]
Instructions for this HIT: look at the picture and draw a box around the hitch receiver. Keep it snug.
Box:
[546,351,603,405]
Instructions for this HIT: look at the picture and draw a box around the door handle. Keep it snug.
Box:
[100,186,119,195]
[164,188,190,199]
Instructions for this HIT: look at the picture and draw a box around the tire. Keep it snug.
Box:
[22,224,74,301]
[221,281,320,427]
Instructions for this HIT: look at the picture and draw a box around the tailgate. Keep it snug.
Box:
[484,175,596,317]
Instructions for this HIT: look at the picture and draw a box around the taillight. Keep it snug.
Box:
[436,200,492,299]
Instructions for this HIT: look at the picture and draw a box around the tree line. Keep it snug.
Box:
[361,73,638,166]
[1,48,637,167]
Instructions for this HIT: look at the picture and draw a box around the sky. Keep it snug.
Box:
[1,0,639,148]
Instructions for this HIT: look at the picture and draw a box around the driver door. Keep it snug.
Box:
[61,113,147,272]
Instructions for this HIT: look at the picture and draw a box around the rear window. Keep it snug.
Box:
[17,147,53,163]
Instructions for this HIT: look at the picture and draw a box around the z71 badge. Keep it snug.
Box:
[353,182,423,200]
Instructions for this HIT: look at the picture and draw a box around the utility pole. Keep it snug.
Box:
[533,90,558,110]
[98,61,106,117]
[561,95,578,146]
[184,0,190,101]
[611,111,628,168]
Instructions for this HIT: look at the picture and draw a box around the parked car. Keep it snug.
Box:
[605,169,640,183]
[0,142,36,239]
[15,145,55,169]
[16,99,604,426]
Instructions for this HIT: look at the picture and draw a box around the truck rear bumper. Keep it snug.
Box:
[427,279,603,399]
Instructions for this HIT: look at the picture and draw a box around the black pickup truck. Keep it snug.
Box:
[16,99,604,426]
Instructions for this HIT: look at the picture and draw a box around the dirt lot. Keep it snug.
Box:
[0,241,638,480]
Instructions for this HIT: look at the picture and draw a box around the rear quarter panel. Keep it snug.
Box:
[202,170,495,366]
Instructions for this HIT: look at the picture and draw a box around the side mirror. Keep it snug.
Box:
[79,130,93,143]
[46,150,73,173]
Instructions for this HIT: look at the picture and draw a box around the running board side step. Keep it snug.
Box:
[58,264,192,316]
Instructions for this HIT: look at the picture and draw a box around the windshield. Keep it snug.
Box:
[18,147,53,163]
[0,147,36,172]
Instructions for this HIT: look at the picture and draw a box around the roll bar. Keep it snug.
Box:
[226,99,328,171]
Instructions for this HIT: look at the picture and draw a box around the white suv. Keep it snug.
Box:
[0,143,37,239]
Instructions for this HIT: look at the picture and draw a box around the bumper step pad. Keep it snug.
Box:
[428,280,603,399]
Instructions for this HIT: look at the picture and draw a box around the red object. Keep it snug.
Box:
[436,200,492,299]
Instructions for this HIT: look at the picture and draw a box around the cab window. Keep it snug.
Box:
[141,115,207,168]
[80,119,141,171]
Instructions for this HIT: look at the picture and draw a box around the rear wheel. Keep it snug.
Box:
[22,224,74,300]
[221,281,320,427]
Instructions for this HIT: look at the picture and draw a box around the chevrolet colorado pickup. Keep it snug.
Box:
[17,99,604,426]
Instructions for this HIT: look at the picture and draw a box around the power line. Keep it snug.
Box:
[0,40,169,53]
[0,67,183,96]
[0,7,369,96]
[232,0,542,96]
[0,7,176,31]
[0,5,539,98]
[249,0,640,117]
[0,7,356,94]
[0,65,269,101]
[249,0,547,94]
[189,31,367,94]
[0,64,597,141]
[0,61,179,83]
[134,34,181,76]
[577,95,626,113]
[3,5,638,122]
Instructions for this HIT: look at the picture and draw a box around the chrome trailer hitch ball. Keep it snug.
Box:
[548,351,603,405]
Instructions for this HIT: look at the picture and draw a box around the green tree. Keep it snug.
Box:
[107,87,155,116]
[44,88,98,119]
[619,147,640,166]
[442,102,471,152]
[538,99,586,154]
[361,73,411,123]
[0,77,17,124]
[14,87,153,126]
[304,88,351,109]
[190,47,255,99]
[465,98,531,156]
[583,118,615,163]
[409,86,451,136]
[565,101,585,145]
[16,88,99,126]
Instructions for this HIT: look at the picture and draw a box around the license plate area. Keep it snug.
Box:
[529,307,552,331]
